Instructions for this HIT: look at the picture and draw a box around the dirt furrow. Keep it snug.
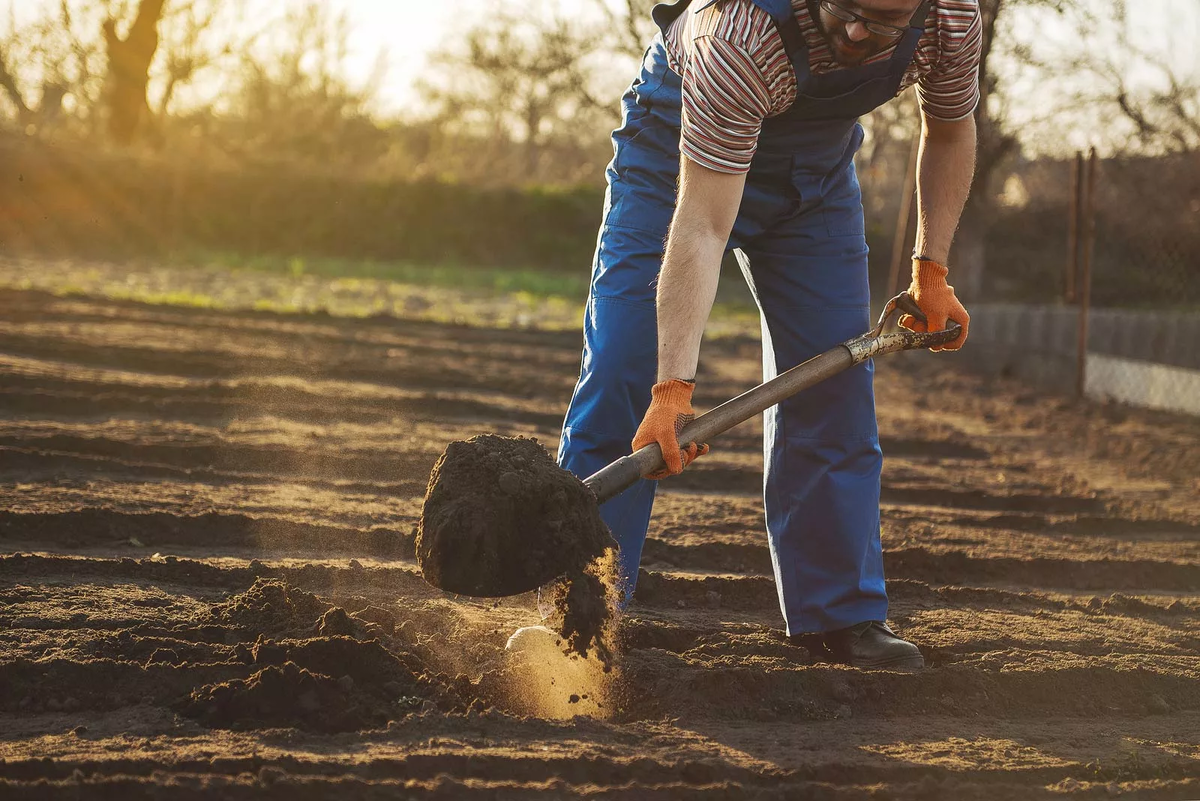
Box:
[3,286,1198,799]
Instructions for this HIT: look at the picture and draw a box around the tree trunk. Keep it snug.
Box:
[102,0,167,145]
[0,48,33,127]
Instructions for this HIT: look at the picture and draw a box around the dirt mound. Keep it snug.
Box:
[182,661,390,732]
[208,578,331,637]
[417,435,614,597]
[183,630,473,732]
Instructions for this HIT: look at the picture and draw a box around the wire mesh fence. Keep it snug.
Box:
[963,149,1199,415]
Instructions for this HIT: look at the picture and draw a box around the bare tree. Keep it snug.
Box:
[0,43,34,125]
[217,2,385,167]
[101,0,166,144]
[0,2,94,134]
[1009,0,1198,156]
[152,0,242,119]
[421,4,612,184]
[590,0,656,61]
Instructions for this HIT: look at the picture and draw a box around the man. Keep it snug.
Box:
[557,0,978,670]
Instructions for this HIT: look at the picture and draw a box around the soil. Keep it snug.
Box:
[417,434,613,597]
[417,434,617,661]
[1,283,1199,800]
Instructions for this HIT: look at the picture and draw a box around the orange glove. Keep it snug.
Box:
[900,257,970,352]
[632,379,710,479]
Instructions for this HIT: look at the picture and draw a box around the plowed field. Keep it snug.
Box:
[2,285,1198,799]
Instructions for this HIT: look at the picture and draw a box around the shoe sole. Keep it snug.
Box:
[847,654,925,671]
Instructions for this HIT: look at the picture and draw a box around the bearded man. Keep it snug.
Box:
[558,0,978,670]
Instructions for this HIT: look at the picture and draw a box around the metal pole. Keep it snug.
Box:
[1065,152,1082,303]
[1076,147,1098,398]
[887,132,921,297]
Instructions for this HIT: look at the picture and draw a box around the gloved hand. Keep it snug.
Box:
[632,378,710,479]
[900,257,970,352]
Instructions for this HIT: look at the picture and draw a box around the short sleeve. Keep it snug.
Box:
[915,7,982,121]
[680,36,773,174]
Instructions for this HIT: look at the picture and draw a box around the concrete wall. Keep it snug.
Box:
[1085,354,1200,415]
[961,304,1200,415]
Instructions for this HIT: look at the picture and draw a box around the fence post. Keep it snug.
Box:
[887,132,921,297]
[1065,151,1083,303]
[1076,147,1098,398]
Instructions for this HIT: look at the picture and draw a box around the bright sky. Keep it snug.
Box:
[338,0,1200,117]
[336,0,625,112]
[3,0,1198,127]
[335,0,459,112]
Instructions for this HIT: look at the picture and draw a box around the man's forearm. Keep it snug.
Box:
[656,217,726,381]
[655,156,747,382]
[914,114,976,264]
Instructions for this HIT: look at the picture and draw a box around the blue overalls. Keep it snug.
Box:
[558,0,931,635]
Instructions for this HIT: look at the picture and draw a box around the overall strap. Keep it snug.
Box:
[909,0,934,32]
[887,0,933,64]
[651,0,696,34]
[750,0,810,81]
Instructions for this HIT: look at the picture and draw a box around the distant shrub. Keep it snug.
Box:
[0,136,604,272]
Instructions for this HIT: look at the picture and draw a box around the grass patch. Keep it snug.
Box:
[0,251,761,335]
[196,252,595,301]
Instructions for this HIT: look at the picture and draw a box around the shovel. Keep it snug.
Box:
[417,292,961,598]
[583,291,962,504]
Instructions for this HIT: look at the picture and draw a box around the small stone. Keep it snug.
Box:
[349,559,364,570]
[705,591,722,609]
[315,607,358,637]
[1147,695,1171,715]
[676,599,687,609]
[72,726,88,736]
[834,704,852,719]
[569,694,581,704]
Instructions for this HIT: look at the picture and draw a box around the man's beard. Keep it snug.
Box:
[826,28,882,65]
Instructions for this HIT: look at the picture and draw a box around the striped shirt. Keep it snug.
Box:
[664,0,982,173]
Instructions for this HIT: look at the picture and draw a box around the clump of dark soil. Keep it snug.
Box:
[417,435,615,597]
[183,661,397,732]
[208,578,330,638]
[417,435,620,664]
[182,614,474,731]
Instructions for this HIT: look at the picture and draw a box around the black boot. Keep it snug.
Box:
[822,621,924,671]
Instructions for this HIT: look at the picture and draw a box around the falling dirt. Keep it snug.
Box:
[1,282,1199,799]
[541,550,621,665]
